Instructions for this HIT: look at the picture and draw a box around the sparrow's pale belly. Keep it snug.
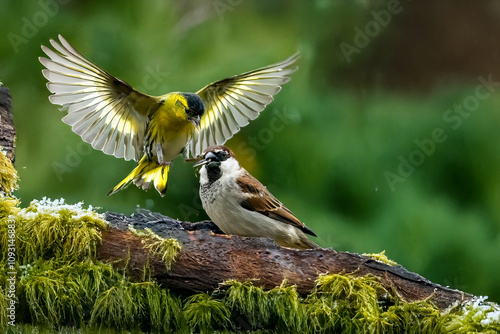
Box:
[201,178,252,234]
[201,177,306,243]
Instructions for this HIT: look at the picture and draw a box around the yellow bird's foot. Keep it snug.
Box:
[155,143,170,164]
[108,156,171,197]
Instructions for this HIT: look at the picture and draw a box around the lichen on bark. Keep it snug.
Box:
[1,196,499,333]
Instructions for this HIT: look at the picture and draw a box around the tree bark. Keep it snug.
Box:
[98,211,472,311]
[0,86,16,163]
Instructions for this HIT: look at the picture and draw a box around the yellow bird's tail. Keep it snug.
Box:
[107,156,169,197]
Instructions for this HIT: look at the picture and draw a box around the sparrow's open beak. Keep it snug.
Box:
[190,115,201,131]
[193,158,208,168]
[193,152,216,167]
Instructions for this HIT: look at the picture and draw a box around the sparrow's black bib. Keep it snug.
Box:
[205,162,222,184]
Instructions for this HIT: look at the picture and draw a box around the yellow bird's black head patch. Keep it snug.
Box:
[181,93,205,118]
[181,93,204,129]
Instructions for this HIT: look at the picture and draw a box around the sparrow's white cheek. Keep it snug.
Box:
[199,166,209,185]
[220,158,242,178]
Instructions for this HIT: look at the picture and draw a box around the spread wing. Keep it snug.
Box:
[236,173,316,237]
[189,53,299,158]
[39,34,158,161]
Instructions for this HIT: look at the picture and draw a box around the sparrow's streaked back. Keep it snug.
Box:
[195,145,318,249]
[39,35,298,196]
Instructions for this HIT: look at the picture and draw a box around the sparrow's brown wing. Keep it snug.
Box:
[189,53,299,158]
[39,34,159,162]
[237,173,316,237]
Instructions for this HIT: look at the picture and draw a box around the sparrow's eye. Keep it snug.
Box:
[215,150,229,161]
[203,150,229,163]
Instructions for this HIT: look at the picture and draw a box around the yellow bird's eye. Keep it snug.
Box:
[175,99,187,110]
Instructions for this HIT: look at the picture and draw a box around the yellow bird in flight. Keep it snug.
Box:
[39,35,298,196]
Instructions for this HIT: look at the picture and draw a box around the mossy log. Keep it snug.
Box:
[0,86,18,196]
[99,212,471,311]
[0,86,15,163]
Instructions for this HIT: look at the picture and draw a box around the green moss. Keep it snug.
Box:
[267,282,307,332]
[219,280,309,332]
[4,323,130,333]
[18,261,83,326]
[89,278,185,332]
[441,296,500,333]
[140,281,186,333]
[15,198,107,264]
[184,293,230,333]
[306,273,386,333]
[0,150,18,196]
[223,280,271,329]
[0,196,19,218]
[0,284,7,329]
[89,278,144,330]
[129,226,181,270]
[362,250,398,266]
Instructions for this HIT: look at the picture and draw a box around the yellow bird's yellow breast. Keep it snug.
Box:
[150,92,190,129]
[145,93,194,162]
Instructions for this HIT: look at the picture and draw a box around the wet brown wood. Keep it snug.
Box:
[0,86,16,163]
[98,211,472,310]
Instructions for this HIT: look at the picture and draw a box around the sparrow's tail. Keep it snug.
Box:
[299,237,320,250]
[285,235,320,250]
[107,156,169,197]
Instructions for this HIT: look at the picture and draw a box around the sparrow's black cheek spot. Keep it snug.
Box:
[207,161,220,169]
[206,162,222,183]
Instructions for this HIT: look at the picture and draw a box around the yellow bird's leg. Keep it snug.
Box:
[156,143,164,164]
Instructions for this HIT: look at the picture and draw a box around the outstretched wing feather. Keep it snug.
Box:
[40,35,157,161]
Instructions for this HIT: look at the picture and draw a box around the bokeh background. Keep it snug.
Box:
[1,0,499,302]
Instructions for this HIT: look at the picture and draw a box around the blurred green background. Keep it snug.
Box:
[1,0,499,302]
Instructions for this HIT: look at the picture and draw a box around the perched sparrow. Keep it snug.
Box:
[195,145,318,249]
[39,35,298,196]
